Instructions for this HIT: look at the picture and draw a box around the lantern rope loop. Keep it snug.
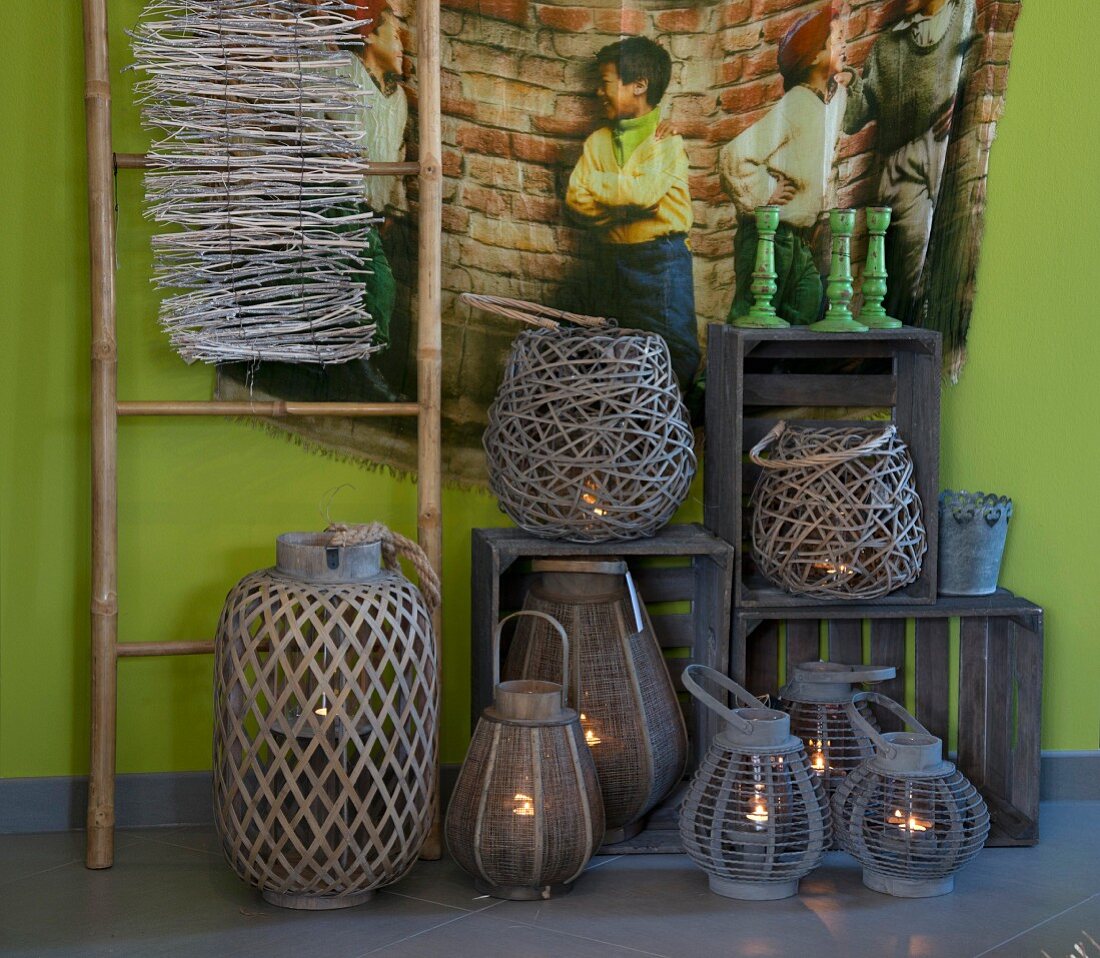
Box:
[750,420,897,470]
[461,292,613,331]
[326,521,441,612]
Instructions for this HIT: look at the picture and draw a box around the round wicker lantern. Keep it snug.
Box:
[467,293,696,543]
[680,667,829,900]
[213,526,439,910]
[832,693,990,898]
[503,559,688,844]
[446,612,604,900]
[749,421,926,600]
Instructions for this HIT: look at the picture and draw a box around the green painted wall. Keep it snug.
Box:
[1,1,1096,780]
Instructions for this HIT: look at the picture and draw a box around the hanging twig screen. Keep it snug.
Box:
[131,0,380,364]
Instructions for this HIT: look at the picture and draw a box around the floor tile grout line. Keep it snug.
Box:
[481,908,673,958]
[379,888,489,914]
[971,892,1100,958]
[0,857,85,889]
[355,908,480,957]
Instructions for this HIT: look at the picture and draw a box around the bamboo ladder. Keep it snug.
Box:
[80,0,444,869]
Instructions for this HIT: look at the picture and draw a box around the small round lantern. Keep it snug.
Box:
[750,421,926,600]
[446,611,604,900]
[503,559,688,844]
[680,666,829,901]
[833,692,990,898]
[213,526,438,910]
[468,293,696,543]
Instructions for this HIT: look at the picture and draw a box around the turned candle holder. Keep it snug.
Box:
[858,207,901,329]
[734,206,789,329]
[811,209,866,333]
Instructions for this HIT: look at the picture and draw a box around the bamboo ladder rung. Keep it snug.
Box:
[113,152,421,177]
[117,401,419,418]
[117,641,215,657]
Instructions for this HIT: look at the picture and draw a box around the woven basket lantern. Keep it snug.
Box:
[503,559,688,844]
[833,693,990,898]
[467,293,696,543]
[446,612,604,901]
[750,421,927,600]
[680,667,829,901]
[213,527,438,910]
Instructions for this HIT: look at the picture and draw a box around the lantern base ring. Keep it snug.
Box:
[708,876,799,901]
[475,879,574,901]
[261,889,376,911]
[862,871,955,899]
[601,820,645,847]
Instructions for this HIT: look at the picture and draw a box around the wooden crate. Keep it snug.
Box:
[704,323,942,607]
[732,591,1044,847]
[471,525,735,853]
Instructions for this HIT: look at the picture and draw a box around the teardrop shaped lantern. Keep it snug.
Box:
[503,559,688,844]
[213,527,438,909]
[832,693,990,898]
[446,612,604,901]
[680,667,829,901]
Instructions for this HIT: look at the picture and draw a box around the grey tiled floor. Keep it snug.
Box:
[0,802,1097,958]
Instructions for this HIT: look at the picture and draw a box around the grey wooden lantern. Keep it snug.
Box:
[832,692,990,898]
[779,662,896,803]
[213,530,438,910]
[503,559,688,844]
[446,611,604,900]
[680,666,829,901]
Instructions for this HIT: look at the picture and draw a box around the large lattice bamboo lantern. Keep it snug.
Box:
[680,667,829,901]
[213,527,439,910]
[446,612,604,900]
[833,693,990,898]
[503,559,688,844]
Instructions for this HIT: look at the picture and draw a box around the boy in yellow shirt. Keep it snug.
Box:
[566,37,699,390]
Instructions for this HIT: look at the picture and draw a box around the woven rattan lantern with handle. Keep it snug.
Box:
[503,558,688,844]
[446,611,604,901]
[680,667,829,901]
[750,421,926,599]
[833,692,990,898]
[213,524,439,910]
[466,293,696,543]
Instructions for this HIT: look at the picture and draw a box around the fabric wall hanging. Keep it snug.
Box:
[131,0,380,364]
[212,0,1021,482]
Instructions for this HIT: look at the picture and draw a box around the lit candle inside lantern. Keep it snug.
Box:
[513,793,535,816]
[581,480,608,517]
[811,750,825,773]
[579,713,602,747]
[746,802,769,824]
[887,808,930,833]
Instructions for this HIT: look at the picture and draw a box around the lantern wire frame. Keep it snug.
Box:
[832,693,990,898]
[466,293,696,544]
[129,0,381,364]
[680,666,830,900]
[750,421,926,599]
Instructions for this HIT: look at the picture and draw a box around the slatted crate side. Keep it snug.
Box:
[704,323,941,608]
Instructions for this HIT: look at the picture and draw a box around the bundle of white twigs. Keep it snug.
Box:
[130,0,380,364]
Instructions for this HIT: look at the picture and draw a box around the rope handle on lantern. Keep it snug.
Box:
[846,691,936,760]
[325,522,441,613]
[492,611,570,710]
[682,664,766,737]
[749,421,898,470]
[460,292,613,331]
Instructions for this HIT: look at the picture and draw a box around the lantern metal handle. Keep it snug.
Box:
[682,665,763,736]
[846,692,933,760]
[493,611,570,709]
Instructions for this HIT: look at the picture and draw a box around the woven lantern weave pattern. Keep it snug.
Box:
[750,422,926,600]
[213,532,437,909]
[482,308,696,543]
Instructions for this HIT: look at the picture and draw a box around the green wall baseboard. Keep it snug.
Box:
[1,756,1095,835]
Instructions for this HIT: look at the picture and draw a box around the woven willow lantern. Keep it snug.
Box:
[750,421,926,600]
[213,526,439,910]
[680,667,829,900]
[467,293,696,543]
[446,612,604,900]
[503,559,688,844]
[779,662,896,797]
[833,693,990,898]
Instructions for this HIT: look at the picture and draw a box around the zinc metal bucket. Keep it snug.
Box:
[937,491,1013,596]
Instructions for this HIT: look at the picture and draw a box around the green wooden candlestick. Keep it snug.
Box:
[858,206,901,329]
[811,208,866,333]
[734,205,789,329]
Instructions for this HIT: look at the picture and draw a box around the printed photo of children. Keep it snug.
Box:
[566,37,700,390]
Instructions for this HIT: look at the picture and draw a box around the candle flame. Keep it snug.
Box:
[314,707,328,717]
[811,751,826,772]
[580,713,602,746]
[888,809,930,832]
[513,794,535,816]
[747,802,769,824]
